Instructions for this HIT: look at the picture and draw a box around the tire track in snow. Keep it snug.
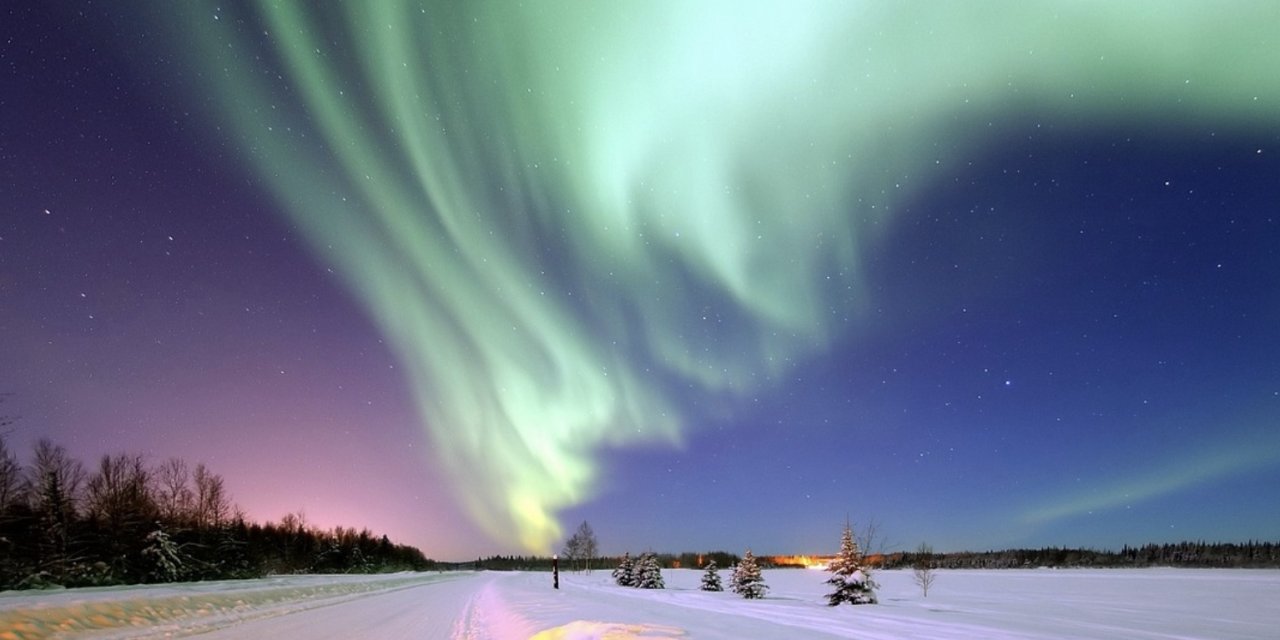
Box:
[450,574,536,640]
[0,573,451,640]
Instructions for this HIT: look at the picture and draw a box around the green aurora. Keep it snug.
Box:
[148,1,1280,551]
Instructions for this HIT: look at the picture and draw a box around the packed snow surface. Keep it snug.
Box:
[2,568,1277,639]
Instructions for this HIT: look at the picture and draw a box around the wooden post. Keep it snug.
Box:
[553,554,560,589]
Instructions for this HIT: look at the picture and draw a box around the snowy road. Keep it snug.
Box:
[192,573,479,640]
[2,568,1279,638]
[0,573,477,639]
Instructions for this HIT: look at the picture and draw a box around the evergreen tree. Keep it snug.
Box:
[825,521,878,605]
[613,552,635,586]
[629,551,647,586]
[700,559,723,591]
[141,525,185,582]
[636,552,664,589]
[730,549,767,599]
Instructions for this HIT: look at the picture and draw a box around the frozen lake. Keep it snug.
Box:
[2,567,1277,638]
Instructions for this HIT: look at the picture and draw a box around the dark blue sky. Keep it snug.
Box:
[2,2,1278,558]
[585,126,1280,554]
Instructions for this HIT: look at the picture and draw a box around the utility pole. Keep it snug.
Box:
[553,554,560,589]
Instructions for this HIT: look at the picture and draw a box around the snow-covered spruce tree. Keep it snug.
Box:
[629,551,647,586]
[825,521,878,605]
[142,525,185,582]
[700,559,723,591]
[730,549,767,599]
[613,552,635,587]
[637,552,665,589]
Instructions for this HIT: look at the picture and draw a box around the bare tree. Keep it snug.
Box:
[85,453,155,527]
[913,542,937,597]
[193,464,230,529]
[153,457,194,525]
[0,398,23,514]
[0,408,25,585]
[855,517,893,565]
[0,393,13,434]
[560,529,581,571]
[280,510,308,535]
[279,510,309,569]
[26,439,86,578]
[28,439,86,515]
[579,521,598,572]
[560,520,599,572]
[85,453,156,580]
[0,432,21,514]
[0,431,25,580]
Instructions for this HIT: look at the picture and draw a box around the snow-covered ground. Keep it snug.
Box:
[2,568,1277,639]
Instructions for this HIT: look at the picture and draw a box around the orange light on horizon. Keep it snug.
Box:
[767,554,832,569]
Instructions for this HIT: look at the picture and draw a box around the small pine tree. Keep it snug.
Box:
[142,525,185,583]
[730,549,767,599]
[636,552,665,589]
[629,551,647,586]
[825,521,878,606]
[613,552,635,587]
[700,559,723,591]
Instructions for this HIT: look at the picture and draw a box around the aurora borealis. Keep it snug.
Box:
[3,2,1279,557]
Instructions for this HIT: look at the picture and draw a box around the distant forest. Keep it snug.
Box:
[473,541,1280,574]
[467,550,743,572]
[0,432,433,590]
[882,541,1280,570]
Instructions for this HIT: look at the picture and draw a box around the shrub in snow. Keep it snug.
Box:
[913,542,937,597]
[613,552,635,587]
[142,526,185,583]
[730,549,767,599]
[636,552,665,589]
[700,559,723,591]
[825,522,878,605]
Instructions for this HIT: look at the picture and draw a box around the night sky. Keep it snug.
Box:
[2,1,1278,560]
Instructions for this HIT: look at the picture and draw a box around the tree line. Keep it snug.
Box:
[0,434,433,589]
[609,522,881,606]
[467,550,745,573]
[883,540,1280,570]
[455,539,1280,577]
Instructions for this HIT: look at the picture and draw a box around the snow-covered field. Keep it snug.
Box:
[2,568,1277,639]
